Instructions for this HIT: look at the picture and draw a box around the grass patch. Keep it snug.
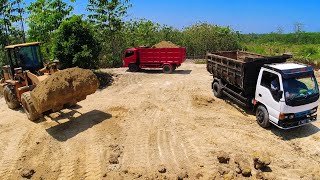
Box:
[194,59,207,64]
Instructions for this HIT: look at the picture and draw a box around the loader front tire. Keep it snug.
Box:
[3,86,20,109]
[21,92,41,121]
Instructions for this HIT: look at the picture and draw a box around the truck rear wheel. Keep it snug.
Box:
[129,64,139,72]
[256,105,271,128]
[163,65,173,74]
[3,86,20,109]
[21,92,41,121]
[212,82,223,98]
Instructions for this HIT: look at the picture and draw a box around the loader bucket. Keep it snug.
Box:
[30,67,99,113]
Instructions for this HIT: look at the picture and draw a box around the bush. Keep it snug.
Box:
[51,15,101,69]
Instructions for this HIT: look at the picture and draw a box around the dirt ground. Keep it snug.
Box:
[0,61,319,179]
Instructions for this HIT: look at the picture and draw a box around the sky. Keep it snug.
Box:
[26,0,320,34]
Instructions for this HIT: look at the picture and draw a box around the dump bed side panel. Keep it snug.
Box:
[138,48,186,65]
[207,52,290,96]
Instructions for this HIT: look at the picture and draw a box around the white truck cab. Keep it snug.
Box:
[255,63,319,129]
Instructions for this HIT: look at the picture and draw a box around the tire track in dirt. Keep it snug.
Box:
[0,126,30,179]
[122,104,156,169]
[57,143,79,180]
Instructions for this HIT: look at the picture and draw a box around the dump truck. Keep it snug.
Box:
[0,42,98,121]
[123,47,186,73]
[207,51,319,129]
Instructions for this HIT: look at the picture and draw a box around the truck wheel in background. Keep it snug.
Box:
[21,92,41,121]
[163,64,173,74]
[3,86,20,109]
[212,82,223,98]
[256,105,271,128]
[129,64,139,72]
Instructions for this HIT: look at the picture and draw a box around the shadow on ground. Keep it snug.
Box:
[127,69,192,75]
[223,97,320,140]
[271,124,319,140]
[46,109,112,141]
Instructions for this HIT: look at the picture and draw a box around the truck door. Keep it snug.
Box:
[256,69,283,124]
[123,50,136,67]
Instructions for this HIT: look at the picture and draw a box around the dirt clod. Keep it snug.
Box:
[177,170,188,180]
[158,165,167,173]
[109,153,120,164]
[217,151,230,164]
[152,41,180,48]
[253,151,271,170]
[234,155,251,177]
[20,169,35,179]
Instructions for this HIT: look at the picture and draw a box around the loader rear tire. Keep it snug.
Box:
[21,92,41,121]
[3,86,20,109]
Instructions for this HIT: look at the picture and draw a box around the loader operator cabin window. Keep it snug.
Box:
[261,71,281,101]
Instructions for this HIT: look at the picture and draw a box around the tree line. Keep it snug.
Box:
[0,0,319,69]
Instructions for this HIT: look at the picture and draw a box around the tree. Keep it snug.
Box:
[87,0,131,66]
[0,0,25,45]
[51,15,101,69]
[27,0,74,42]
[123,19,161,47]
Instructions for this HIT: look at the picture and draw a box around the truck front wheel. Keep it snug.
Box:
[212,82,223,98]
[256,105,271,128]
[128,64,139,72]
[163,65,173,74]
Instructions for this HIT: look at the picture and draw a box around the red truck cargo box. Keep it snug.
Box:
[123,47,186,73]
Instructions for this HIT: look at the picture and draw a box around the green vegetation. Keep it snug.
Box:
[0,0,319,69]
[51,15,101,69]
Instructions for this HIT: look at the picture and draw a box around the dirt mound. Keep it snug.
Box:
[93,71,113,89]
[191,95,215,107]
[152,41,180,48]
[31,67,99,113]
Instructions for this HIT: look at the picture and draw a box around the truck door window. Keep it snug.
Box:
[125,51,134,58]
[261,71,281,101]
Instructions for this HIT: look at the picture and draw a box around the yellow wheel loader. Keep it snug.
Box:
[0,42,98,121]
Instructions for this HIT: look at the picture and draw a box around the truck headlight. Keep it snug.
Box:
[289,114,295,119]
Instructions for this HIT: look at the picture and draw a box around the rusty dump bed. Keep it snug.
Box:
[206,51,292,96]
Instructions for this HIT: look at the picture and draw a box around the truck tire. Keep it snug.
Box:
[163,65,173,74]
[3,86,20,109]
[128,64,139,72]
[256,105,271,128]
[21,92,41,121]
[212,82,223,98]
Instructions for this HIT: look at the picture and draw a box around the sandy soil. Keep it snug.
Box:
[0,61,319,179]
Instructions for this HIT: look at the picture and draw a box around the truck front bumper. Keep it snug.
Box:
[274,114,317,130]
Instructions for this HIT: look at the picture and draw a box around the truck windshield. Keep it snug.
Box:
[283,75,319,102]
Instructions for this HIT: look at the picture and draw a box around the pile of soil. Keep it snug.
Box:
[152,41,180,48]
[93,71,113,89]
[31,67,99,113]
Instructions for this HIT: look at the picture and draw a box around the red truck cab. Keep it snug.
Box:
[123,47,186,73]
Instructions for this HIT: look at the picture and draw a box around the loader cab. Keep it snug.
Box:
[4,42,44,76]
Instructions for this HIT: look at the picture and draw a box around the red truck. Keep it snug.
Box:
[123,47,186,73]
